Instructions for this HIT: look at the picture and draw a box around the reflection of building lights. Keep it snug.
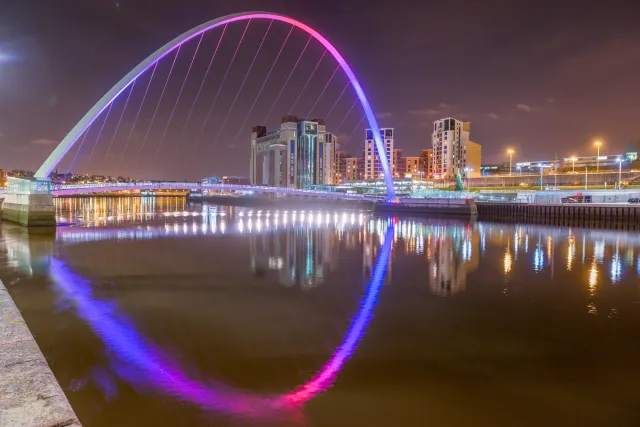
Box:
[589,262,598,294]
[533,245,544,272]
[546,236,552,261]
[504,251,512,274]
[594,240,605,264]
[462,239,472,262]
[610,252,621,284]
[567,236,575,271]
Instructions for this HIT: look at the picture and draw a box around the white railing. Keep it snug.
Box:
[50,181,379,200]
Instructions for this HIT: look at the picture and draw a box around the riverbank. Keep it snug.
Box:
[0,278,81,426]
[477,202,640,230]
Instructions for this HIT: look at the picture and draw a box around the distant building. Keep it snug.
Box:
[420,149,434,178]
[392,148,403,177]
[333,151,348,184]
[250,116,337,189]
[480,162,511,175]
[431,118,481,178]
[404,156,421,177]
[222,176,250,185]
[0,169,7,188]
[345,157,360,181]
[515,160,559,173]
[363,128,395,180]
[561,154,628,170]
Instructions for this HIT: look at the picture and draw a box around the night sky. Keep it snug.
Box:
[1,0,639,180]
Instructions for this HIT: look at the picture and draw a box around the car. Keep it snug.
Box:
[629,198,640,204]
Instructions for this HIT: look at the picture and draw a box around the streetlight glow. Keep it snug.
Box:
[507,149,514,176]
[570,156,577,173]
[594,140,603,172]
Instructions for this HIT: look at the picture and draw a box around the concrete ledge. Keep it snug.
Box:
[1,194,56,227]
[0,279,81,426]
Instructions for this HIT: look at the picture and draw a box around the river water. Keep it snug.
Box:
[1,196,639,427]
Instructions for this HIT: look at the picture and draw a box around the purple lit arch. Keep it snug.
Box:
[36,12,397,201]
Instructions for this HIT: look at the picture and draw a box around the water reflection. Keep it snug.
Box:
[47,221,395,422]
[2,197,640,425]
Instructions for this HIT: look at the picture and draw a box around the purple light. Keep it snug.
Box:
[49,222,395,417]
[36,12,396,200]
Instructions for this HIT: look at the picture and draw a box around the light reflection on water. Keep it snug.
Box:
[48,196,640,294]
[1,197,640,426]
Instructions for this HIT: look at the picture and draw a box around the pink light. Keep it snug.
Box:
[37,12,396,200]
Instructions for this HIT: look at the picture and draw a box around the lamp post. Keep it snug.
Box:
[595,140,602,172]
[618,157,623,189]
[539,164,544,190]
[571,156,577,173]
[507,149,514,176]
[585,166,588,190]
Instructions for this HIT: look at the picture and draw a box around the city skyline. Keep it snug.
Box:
[1,1,639,180]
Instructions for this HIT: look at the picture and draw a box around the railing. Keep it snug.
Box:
[49,182,379,200]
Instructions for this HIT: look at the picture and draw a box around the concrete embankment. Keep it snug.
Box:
[0,279,81,426]
[477,202,640,229]
[374,198,477,217]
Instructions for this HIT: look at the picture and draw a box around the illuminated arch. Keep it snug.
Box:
[36,12,397,201]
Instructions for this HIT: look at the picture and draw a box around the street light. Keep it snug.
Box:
[570,156,577,173]
[539,164,544,190]
[507,149,514,176]
[618,157,623,189]
[594,140,602,172]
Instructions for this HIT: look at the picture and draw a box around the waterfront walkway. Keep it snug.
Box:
[0,278,81,426]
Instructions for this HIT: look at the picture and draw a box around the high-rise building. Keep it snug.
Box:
[431,118,481,178]
[250,116,337,188]
[363,128,395,180]
[392,148,403,177]
[420,149,434,178]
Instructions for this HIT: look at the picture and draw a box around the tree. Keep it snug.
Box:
[455,172,464,191]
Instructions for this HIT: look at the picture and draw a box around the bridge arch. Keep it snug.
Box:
[36,12,397,201]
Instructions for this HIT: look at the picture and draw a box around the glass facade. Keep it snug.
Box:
[297,121,317,189]
[7,176,51,195]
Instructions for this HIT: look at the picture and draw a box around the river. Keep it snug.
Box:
[1,196,639,427]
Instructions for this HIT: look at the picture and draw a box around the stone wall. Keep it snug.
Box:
[0,278,81,426]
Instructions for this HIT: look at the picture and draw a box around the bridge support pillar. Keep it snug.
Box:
[1,177,56,227]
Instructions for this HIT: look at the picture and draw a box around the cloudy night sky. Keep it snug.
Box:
[1,0,639,180]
